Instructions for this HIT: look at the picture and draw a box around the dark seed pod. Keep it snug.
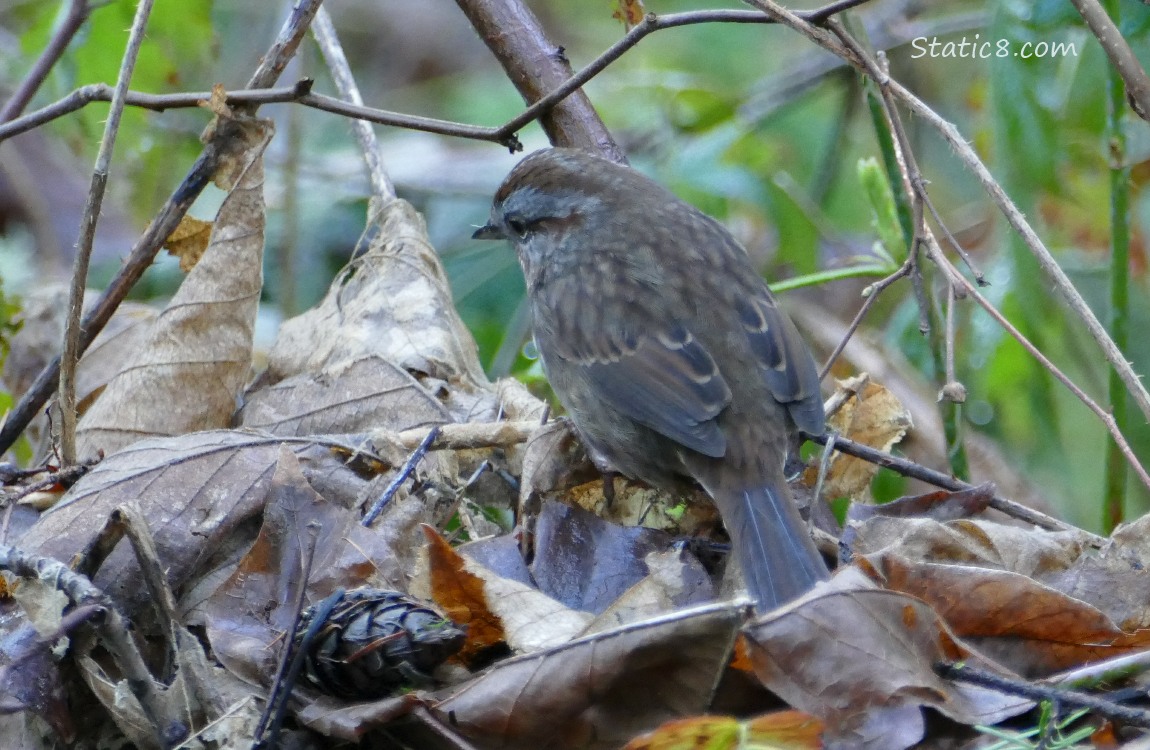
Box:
[296,588,466,700]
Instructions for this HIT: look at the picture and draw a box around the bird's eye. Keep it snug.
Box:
[505,214,530,238]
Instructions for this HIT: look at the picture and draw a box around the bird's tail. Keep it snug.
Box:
[711,481,829,610]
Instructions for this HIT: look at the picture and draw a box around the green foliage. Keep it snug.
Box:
[975,705,1094,749]
[17,0,215,217]
[857,157,904,265]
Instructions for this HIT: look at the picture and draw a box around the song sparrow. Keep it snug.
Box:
[474,148,829,609]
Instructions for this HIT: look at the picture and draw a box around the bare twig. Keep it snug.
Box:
[0,1,877,153]
[819,258,912,380]
[311,8,394,200]
[922,231,1150,494]
[920,187,986,285]
[253,521,322,749]
[1068,0,1150,122]
[937,661,1150,728]
[113,504,182,676]
[0,0,325,457]
[59,0,156,466]
[887,78,1150,426]
[454,0,623,159]
[394,419,536,451]
[363,426,441,527]
[804,430,1094,538]
[0,543,180,746]
[0,0,91,123]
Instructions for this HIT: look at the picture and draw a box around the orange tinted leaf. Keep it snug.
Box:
[423,525,506,661]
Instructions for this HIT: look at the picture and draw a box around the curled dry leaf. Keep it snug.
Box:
[75,117,272,459]
[817,380,913,502]
[742,569,1029,749]
[263,198,538,425]
[16,431,373,617]
[579,549,717,636]
[432,601,744,750]
[531,500,693,614]
[871,553,1150,677]
[239,354,450,437]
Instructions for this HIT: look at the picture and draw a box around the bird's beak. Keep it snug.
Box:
[472,222,505,240]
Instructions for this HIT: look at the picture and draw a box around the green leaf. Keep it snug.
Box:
[856,157,903,263]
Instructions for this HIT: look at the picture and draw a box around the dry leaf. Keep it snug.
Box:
[433,602,743,750]
[580,549,717,635]
[531,500,679,614]
[612,0,645,29]
[425,525,592,654]
[819,381,912,502]
[263,198,520,425]
[76,118,272,459]
[871,553,1150,677]
[743,569,1029,749]
[203,447,403,688]
[163,215,213,272]
[239,355,449,436]
[17,431,372,616]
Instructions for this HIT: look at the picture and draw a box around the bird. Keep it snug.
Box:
[473,147,829,609]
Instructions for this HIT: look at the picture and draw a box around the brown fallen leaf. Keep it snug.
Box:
[163,215,213,272]
[423,525,592,655]
[742,569,1029,749]
[76,117,272,459]
[432,601,744,750]
[424,525,508,662]
[263,199,530,426]
[817,380,912,502]
[867,551,1150,677]
[202,446,404,688]
[239,354,450,437]
[17,431,374,617]
[531,500,681,614]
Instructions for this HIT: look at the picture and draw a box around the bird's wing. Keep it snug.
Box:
[735,289,824,436]
[581,324,732,457]
[542,281,732,457]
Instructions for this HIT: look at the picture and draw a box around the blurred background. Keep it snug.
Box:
[0,0,1148,530]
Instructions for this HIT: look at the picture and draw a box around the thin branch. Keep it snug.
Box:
[0,543,179,746]
[922,230,1150,494]
[311,7,395,200]
[0,0,91,123]
[920,187,986,285]
[0,0,325,457]
[59,0,155,466]
[818,258,912,380]
[887,77,1150,427]
[0,82,511,148]
[937,661,1150,728]
[805,429,1094,538]
[0,1,879,153]
[1068,0,1150,122]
